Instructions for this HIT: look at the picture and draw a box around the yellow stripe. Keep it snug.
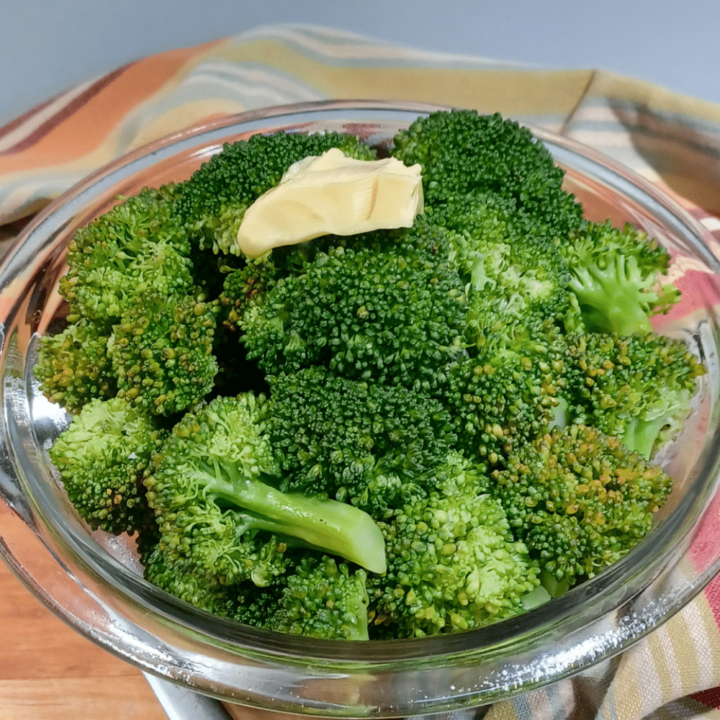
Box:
[484,697,519,720]
[647,625,679,704]
[217,38,594,117]
[667,610,702,696]
[127,99,246,151]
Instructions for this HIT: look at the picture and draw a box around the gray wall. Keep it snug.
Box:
[1,0,718,126]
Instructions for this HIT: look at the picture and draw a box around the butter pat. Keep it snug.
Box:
[237,148,423,258]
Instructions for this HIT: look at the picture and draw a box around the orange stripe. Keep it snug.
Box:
[0,38,224,174]
[0,66,130,156]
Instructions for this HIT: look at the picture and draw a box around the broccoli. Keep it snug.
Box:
[269,366,455,512]
[263,556,370,641]
[144,393,387,587]
[222,555,370,640]
[446,319,569,465]
[493,424,673,590]
[567,332,705,458]
[35,319,117,413]
[425,193,581,338]
[108,290,220,416]
[142,523,369,641]
[238,221,468,394]
[392,109,584,238]
[36,109,703,641]
[176,131,376,255]
[140,538,242,618]
[60,185,194,325]
[48,398,165,534]
[559,221,680,335]
[370,454,539,638]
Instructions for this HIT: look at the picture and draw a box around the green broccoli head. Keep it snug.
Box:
[108,290,220,416]
[48,398,166,535]
[144,394,386,586]
[140,537,242,618]
[35,319,117,413]
[493,424,673,589]
[426,192,581,337]
[269,556,369,641]
[269,366,455,512]
[176,131,376,256]
[240,220,468,394]
[60,185,194,325]
[392,109,584,238]
[559,221,680,335]
[370,453,538,638]
[447,319,568,465]
[567,332,706,458]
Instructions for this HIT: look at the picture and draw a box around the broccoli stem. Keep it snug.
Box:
[569,264,654,335]
[622,416,669,459]
[193,466,387,575]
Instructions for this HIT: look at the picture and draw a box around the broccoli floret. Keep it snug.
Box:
[230,555,370,640]
[269,366,454,512]
[493,425,673,589]
[35,319,117,413]
[370,454,539,638]
[108,290,220,416]
[219,255,280,335]
[60,185,194,325]
[447,319,568,464]
[240,221,467,394]
[392,110,584,238]
[559,221,680,335]
[426,193,581,337]
[144,394,386,587]
[48,398,165,535]
[176,132,376,255]
[567,332,705,458]
[140,538,241,618]
[270,556,369,640]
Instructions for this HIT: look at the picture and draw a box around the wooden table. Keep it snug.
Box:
[0,557,167,720]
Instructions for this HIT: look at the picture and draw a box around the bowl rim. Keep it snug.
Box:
[1,99,720,714]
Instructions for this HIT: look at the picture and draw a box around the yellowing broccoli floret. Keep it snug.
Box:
[49,398,165,535]
[493,425,673,591]
[35,319,116,413]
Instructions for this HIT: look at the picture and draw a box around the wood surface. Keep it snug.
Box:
[0,557,167,720]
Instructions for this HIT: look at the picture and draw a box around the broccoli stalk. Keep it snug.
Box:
[145,394,386,582]
[560,221,680,335]
[181,467,386,575]
[567,254,663,335]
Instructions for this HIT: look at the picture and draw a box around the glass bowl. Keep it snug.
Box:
[1,100,720,718]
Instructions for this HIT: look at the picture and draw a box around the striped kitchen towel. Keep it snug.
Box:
[2,23,720,720]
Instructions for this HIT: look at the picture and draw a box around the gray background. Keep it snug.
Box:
[1,0,718,127]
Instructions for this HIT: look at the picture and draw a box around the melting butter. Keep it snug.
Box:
[237,148,423,258]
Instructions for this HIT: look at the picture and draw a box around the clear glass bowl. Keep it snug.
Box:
[1,100,720,718]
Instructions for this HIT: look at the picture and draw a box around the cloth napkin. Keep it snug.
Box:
[2,23,720,720]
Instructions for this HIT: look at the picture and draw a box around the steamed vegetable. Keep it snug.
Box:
[38,109,702,640]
